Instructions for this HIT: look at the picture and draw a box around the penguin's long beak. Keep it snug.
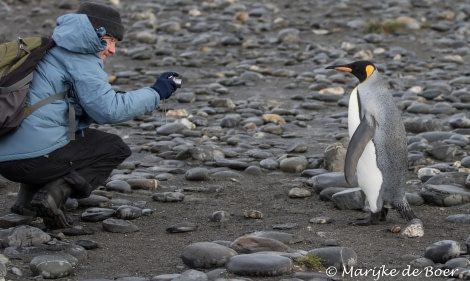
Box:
[326,65,352,72]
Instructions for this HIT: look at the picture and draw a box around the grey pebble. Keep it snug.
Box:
[105,180,132,193]
[210,211,231,223]
[102,219,140,233]
[0,225,50,247]
[330,187,364,210]
[30,253,77,279]
[420,184,470,207]
[226,253,292,277]
[424,240,461,264]
[166,222,198,233]
[445,214,470,224]
[444,257,470,269]
[181,242,237,269]
[152,191,185,202]
[75,239,99,250]
[170,269,208,281]
[81,208,116,222]
[115,205,142,220]
[288,187,311,198]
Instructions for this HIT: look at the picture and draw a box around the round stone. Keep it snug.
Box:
[181,242,237,269]
[226,253,292,276]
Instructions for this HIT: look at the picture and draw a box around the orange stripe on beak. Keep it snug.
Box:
[334,66,352,72]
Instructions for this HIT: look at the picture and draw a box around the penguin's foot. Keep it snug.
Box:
[348,215,378,226]
[349,210,386,226]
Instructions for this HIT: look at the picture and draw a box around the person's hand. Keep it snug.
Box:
[151,72,180,100]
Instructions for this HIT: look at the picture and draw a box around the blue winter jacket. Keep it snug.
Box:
[0,14,161,162]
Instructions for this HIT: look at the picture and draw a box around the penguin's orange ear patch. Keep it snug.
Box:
[365,65,375,78]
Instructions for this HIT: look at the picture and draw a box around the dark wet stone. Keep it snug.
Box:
[212,159,249,170]
[331,187,364,210]
[185,168,210,181]
[61,225,95,236]
[81,208,116,222]
[166,222,198,233]
[425,172,468,187]
[181,242,237,269]
[77,194,111,208]
[444,257,470,269]
[310,172,353,193]
[424,240,460,263]
[405,192,425,206]
[0,213,34,228]
[445,214,470,224]
[420,184,470,207]
[102,219,139,233]
[425,143,459,161]
[115,205,142,220]
[226,253,292,277]
[319,187,348,201]
[75,239,99,250]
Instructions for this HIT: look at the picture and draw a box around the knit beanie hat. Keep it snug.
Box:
[76,2,124,41]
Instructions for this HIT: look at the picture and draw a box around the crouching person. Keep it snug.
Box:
[0,2,180,229]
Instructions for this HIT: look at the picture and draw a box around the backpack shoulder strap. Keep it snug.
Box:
[25,89,76,141]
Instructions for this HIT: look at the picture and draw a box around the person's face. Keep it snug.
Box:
[100,35,117,62]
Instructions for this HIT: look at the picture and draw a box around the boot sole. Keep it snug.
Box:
[31,190,71,229]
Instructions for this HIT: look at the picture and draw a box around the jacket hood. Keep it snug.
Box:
[52,14,105,54]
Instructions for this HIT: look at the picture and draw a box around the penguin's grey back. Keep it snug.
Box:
[357,70,407,204]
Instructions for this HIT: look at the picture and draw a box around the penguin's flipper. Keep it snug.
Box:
[344,116,376,185]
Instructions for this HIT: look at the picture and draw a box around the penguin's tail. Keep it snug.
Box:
[394,198,418,221]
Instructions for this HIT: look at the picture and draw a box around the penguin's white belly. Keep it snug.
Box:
[348,88,383,212]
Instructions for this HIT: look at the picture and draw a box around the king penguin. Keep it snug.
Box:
[325,60,417,225]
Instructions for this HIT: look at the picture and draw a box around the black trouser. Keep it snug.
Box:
[0,128,131,198]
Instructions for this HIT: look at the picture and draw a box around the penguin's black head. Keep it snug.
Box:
[326,60,376,83]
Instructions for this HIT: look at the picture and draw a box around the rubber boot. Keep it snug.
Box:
[31,178,73,229]
[10,183,40,217]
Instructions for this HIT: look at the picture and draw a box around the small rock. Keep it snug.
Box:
[400,218,425,238]
[166,222,198,233]
[424,240,460,263]
[102,218,139,233]
[226,253,292,277]
[181,242,237,269]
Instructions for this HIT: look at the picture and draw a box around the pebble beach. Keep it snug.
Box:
[1,0,470,280]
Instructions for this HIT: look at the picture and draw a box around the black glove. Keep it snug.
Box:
[151,72,180,100]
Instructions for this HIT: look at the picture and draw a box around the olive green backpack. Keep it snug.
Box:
[0,37,74,139]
